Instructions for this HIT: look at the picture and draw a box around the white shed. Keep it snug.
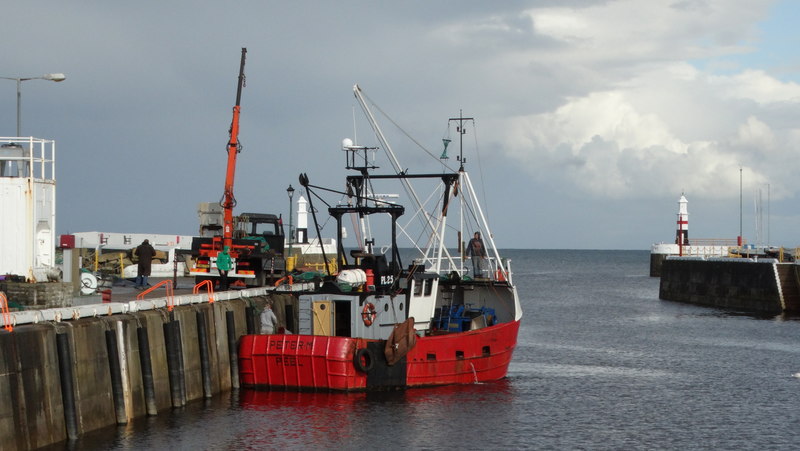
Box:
[0,137,56,281]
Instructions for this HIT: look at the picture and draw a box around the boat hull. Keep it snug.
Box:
[239,320,520,391]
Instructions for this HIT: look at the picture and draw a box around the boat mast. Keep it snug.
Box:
[447,113,506,277]
[354,85,460,272]
[449,111,473,274]
[450,110,473,172]
[353,85,437,235]
[461,171,507,276]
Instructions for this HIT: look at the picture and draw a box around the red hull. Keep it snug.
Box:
[239,320,520,391]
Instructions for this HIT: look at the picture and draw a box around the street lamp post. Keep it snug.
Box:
[0,73,66,137]
[287,184,295,261]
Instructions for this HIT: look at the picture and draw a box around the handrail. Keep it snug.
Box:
[193,279,215,304]
[136,280,174,311]
[298,259,338,274]
[0,292,12,332]
[688,238,741,246]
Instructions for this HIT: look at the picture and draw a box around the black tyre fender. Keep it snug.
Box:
[353,348,374,373]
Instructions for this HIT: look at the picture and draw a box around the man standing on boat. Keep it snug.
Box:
[466,231,487,277]
[133,239,156,288]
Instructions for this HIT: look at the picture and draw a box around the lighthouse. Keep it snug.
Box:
[296,195,309,244]
[675,193,689,254]
[651,193,737,276]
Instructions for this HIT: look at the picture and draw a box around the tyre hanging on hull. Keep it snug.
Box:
[353,347,374,373]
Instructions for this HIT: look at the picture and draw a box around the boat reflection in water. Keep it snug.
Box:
[237,380,516,448]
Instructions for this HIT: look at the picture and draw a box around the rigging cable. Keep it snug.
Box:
[349,210,363,251]
[357,90,448,246]
[361,90,458,172]
[471,122,491,230]
[357,90,494,270]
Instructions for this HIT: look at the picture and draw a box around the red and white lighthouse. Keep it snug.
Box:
[675,193,689,255]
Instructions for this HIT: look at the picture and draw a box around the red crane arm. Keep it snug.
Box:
[221,48,247,250]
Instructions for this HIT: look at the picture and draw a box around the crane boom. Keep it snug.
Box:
[190,48,288,288]
[222,47,247,250]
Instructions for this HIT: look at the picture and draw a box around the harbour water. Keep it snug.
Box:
[47,250,800,450]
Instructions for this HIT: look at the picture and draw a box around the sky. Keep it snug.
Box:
[2,0,799,250]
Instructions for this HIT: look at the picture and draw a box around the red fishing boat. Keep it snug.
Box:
[239,85,522,391]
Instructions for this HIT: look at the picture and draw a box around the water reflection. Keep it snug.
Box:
[236,381,516,449]
[240,379,515,410]
[700,309,800,322]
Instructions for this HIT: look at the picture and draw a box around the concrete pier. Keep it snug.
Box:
[0,324,64,449]
[650,253,668,278]
[659,258,800,315]
[0,281,73,309]
[0,290,270,449]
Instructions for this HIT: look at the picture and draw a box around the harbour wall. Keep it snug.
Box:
[659,258,800,315]
[650,253,667,277]
[650,244,735,278]
[0,291,276,450]
[0,281,73,309]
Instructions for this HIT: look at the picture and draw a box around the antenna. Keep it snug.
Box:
[341,138,378,172]
[739,166,743,247]
[448,110,474,171]
[352,106,358,146]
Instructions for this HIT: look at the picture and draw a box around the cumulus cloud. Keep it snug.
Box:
[500,73,799,199]
[526,0,768,63]
[476,0,800,202]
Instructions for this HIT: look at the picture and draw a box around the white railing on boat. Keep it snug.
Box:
[415,257,513,284]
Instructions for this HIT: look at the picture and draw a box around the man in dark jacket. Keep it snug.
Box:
[134,239,156,288]
[466,231,487,277]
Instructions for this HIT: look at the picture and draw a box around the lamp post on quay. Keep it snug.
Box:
[287,184,295,261]
[0,73,66,137]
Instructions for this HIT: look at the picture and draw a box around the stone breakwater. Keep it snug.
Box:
[659,257,800,315]
[0,289,282,450]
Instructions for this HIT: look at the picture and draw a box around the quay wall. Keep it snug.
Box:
[650,253,667,277]
[0,293,271,450]
[650,245,736,278]
[0,281,73,309]
[659,258,800,315]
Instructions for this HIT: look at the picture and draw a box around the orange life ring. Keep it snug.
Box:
[361,302,377,327]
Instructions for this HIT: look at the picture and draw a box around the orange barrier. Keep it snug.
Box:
[0,292,12,332]
[136,280,175,311]
[193,279,215,304]
[274,275,294,287]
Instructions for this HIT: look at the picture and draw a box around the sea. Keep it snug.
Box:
[49,249,800,450]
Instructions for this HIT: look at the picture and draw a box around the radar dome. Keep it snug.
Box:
[342,138,354,150]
